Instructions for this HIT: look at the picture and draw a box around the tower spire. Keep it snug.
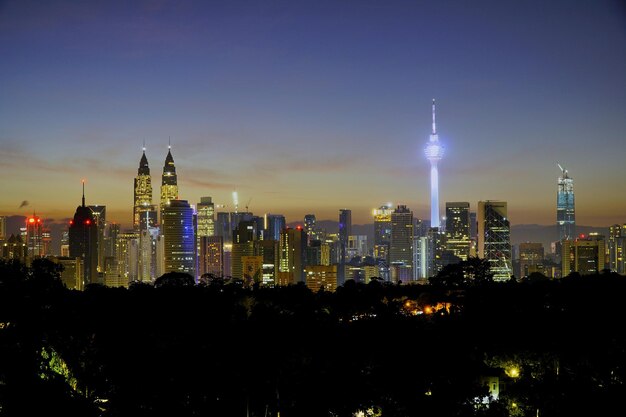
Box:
[81,179,85,207]
[431,98,437,135]
[168,136,171,150]
[143,139,146,153]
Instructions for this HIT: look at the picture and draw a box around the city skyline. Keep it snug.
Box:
[1,0,625,227]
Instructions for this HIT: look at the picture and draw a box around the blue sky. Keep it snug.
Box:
[1,0,625,227]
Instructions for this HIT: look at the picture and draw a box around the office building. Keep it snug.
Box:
[390,205,413,281]
[557,165,575,241]
[162,199,195,277]
[445,202,470,261]
[478,200,512,281]
[519,242,544,278]
[69,182,98,287]
[134,147,158,231]
[562,234,606,276]
[609,224,626,274]
[25,214,44,258]
[373,204,392,261]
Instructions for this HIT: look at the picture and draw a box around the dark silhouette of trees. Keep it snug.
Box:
[1,260,625,416]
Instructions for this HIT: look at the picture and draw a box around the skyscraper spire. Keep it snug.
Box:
[82,179,85,207]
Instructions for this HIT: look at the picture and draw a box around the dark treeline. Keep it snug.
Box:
[0,258,625,417]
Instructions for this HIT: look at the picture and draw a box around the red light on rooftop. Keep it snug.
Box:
[296,225,302,230]
[69,220,73,225]
[579,233,586,239]
[28,218,35,223]
[85,220,91,225]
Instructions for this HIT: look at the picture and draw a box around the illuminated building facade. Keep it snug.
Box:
[160,146,179,216]
[304,214,318,242]
[478,200,512,281]
[69,183,98,286]
[279,227,306,285]
[231,220,257,280]
[0,216,6,243]
[134,148,158,231]
[424,99,444,229]
[199,235,224,277]
[373,204,392,261]
[562,234,605,276]
[557,165,575,241]
[196,196,215,238]
[304,265,337,292]
[390,205,413,281]
[265,214,286,241]
[25,214,44,258]
[162,199,195,277]
[88,205,106,273]
[445,202,470,261]
[338,209,351,285]
[519,242,544,278]
[609,224,626,274]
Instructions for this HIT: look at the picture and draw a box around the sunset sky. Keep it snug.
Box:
[1,0,625,228]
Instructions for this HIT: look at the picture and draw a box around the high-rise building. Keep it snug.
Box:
[478,201,512,281]
[0,216,7,244]
[160,145,179,217]
[69,182,98,287]
[424,99,444,229]
[196,197,215,238]
[215,212,232,244]
[265,214,286,241]
[390,205,413,281]
[199,235,224,278]
[25,214,44,258]
[519,242,544,278]
[162,199,195,277]
[231,220,257,280]
[338,209,352,285]
[304,214,318,243]
[277,227,306,285]
[445,202,471,261]
[557,164,575,241]
[88,205,106,273]
[373,205,393,261]
[562,234,606,276]
[134,147,158,231]
[609,224,626,274]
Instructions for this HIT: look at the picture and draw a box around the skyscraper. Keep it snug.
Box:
[373,204,392,261]
[424,99,444,229]
[338,209,352,285]
[265,214,286,241]
[89,205,106,272]
[608,224,626,274]
[134,146,158,231]
[196,197,215,238]
[562,234,605,276]
[477,201,512,281]
[277,227,306,285]
[519,242,544,278]
[0,216,7,243]
[390,205,413,281]
[69,181,98,287]
[557,164,575,241]
[162,199,195,277]
[160,144,179,215]
[25,214,44,258]
[445,202,470,261]
[304,214,318,242]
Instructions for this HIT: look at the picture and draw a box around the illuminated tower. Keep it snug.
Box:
[134,145,157,230]
[373,204,393,261]
[424,99,444,229]
[557,164,575,241]
[160,142,179,214]
[26,214,44,258]
[69,181,98,287]
[197,197,215,238]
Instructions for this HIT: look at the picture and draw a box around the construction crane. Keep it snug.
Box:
[245,197,252,212]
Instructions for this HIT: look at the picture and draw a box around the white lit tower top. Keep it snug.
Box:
[424,99,445,229]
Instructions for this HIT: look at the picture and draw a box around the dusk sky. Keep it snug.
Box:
[1,0,625,228]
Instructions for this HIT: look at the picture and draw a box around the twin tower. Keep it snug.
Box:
[133,145,179,231]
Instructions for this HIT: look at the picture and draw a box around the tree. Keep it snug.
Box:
[154,272,195,288]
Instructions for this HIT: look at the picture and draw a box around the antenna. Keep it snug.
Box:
[143,139,146,152]
[81,179,86,207]
[168,136,171,149]
[432,98,437,135]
